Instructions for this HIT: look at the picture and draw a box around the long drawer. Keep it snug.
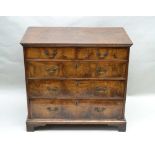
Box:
[25,47,128,60]
[28,80,125,99]
[30,99,124,119]
[26,61,127,78]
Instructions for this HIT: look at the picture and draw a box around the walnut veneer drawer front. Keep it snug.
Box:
[28,80,125,98]
[30,99,123,119]
[21,27,132,131]
[27,61,127,78]
[25,47,128,60]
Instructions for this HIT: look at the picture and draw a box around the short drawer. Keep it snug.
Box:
[28,80,125,99]
[25,47,76,59]
[25,47,128,60]
[30,99,124,119]
[77,47,128,60]
[27,61,127,78]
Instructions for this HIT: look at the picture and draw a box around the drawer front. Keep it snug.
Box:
[27,61,127,78]
[25,47,128,60]
[30,99,123,119]
[25,48,76,59]
[77,48,128,60]
[28,80,125,98]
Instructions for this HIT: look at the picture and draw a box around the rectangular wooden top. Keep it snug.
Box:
[20,27,133,47]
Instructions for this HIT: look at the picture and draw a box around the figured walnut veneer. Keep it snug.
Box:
[21,27,132,131]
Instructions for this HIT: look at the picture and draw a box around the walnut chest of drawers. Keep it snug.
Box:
[21,27,133,132]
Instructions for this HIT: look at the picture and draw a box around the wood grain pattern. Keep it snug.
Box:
[27,61,127,78]
[30,99,123,120]
[21,27,132,132]
[25,47,128,60]
[28,80,125,99]
[20,27,133,47]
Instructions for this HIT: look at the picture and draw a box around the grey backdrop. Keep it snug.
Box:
[0,16,155,95]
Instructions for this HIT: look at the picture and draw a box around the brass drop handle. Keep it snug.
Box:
[76,80,80,86]
[97,51,108,59]
[47,107,58,112]
[44,49,57,58]
[113,53,117,58]
[47,87,59,94]
[75,100,79,105]
[46,66,58,74]
[94,107,105,112]
[95,87,108,94]
[96,67,107,75]
[75,63,80,69]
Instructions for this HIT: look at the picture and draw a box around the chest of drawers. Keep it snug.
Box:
[21,27,132,131]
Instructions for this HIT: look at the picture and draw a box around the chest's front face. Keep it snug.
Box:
[24,47,129,120]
